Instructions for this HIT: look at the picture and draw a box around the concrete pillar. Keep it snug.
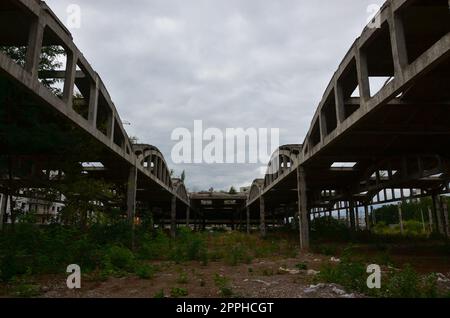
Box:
[63,51,78,106]
[170,195,176,238]
[420,209,426,233]
[0,193,7,231]
[297,166,309,250]
[334,80,346,123]
[364,205,370,231]
[246,207,250,235]
[371,206,376,225]
[259,196,266,238]
[186,206,190,227]
[355,206,360,230]
[356,48,371,102]
[397,204,404,235]
[428,207,434,233]
[88,81,99,127]
[442,200,449,238]
[126,166,137,227]
[346,208,349,227]
[319,113,327,141]
[25,17,44,79]
[432,194,444,235]
[337,209,341,220]
[349,200,356,231]
[388,5,408,78]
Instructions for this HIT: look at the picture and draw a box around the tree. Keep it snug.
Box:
[180,170,186,182]
[0,45,66,94]
[229,186,237,194]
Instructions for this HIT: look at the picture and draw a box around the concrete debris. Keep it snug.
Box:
[252,279,271,286]
[436,273,449,282]
[278,267,300,275]
[306,269,320,276]
[330,257,341,263]
[331,286,346,295]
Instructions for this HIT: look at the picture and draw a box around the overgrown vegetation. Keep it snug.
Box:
[316,247,447,298]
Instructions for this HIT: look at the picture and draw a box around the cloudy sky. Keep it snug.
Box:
[46,0,384,191]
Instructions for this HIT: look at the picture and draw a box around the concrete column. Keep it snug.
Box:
[259,196,266,238]
[170,195,176,238]
[371,206,376,225]
[107,112,115,142]
[337,209,341,220]
[334,80,346,123]
[346,208,349,227]
[297,166,309,250]
[25,16,44,79]
[355,206,360,230]
[63,51,78,106]
[388,6,408,77]
[364,205,370,231]
[420,209,426,233]
[186,206,190,227]
[349,200,356,231]
[432,194,444,235]
[246,207,250,234]
[428,207,434,233]
[126,165,137,227]
[0,193,7,231]
[442,200,449,238]
[398,204,404,235]
[355,48,371,102]
[319,113,327,141]
[88,80,99,127]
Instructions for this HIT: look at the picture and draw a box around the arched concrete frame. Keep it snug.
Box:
[263,145,301,188]
[133,144,173,189]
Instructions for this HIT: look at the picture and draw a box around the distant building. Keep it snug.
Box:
[0,191,65,225]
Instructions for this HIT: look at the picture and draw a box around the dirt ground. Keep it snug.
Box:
[2,243,450,298]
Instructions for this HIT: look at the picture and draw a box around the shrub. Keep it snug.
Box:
[176,272,189,284]
[170,287,188,298]
[135,263,156,280]
[104,245,135,271]
[224,244,252,266]
[214,274,233,297]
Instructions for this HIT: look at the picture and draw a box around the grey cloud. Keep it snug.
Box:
[46,0,384,190]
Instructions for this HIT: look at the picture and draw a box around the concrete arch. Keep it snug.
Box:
[263,145,301,188]
[172,178,189,203]
[133,144,172,188]
[248,179,264,203]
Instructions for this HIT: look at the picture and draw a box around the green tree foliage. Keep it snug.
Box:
[0,45,66,94]
[228,186,237,194]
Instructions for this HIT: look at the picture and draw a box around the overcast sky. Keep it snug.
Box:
[46,0,384,191]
